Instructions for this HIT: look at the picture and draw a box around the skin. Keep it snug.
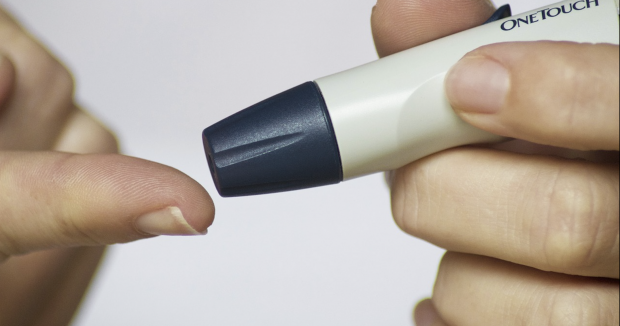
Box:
[372,0,619,325]
[0,1,616,325]
[0,7,214,326]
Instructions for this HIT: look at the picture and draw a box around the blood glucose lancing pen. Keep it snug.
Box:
[203,0,620,197]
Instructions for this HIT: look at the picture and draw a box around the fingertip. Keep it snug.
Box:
[372,0,495,57]
[176,179,215,235]
[53,109,120,154]
[100,155,216,236]
[414,299,439,326]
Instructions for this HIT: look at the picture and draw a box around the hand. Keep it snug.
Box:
[372,1,619,325]
[0,7,214,326]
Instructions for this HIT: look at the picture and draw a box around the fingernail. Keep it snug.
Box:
[445,55,509,114]
[414,299,438,326]
[135,206,206,236]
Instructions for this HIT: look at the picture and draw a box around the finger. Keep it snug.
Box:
[432,252,619,326]
[0,247,104,326]
[446,42,620,151]
[0,6,22,26]
[414,299,449,326]
[489,139,619,164]
[371,0,495,57]
[390,147,619,278]
[0,152,215,260]
[53,107,119,154]
[0,12,76,150]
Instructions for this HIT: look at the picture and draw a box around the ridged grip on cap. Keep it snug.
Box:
[203,82,343,197]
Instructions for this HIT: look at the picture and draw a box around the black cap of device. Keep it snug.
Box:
[202,82,343,197]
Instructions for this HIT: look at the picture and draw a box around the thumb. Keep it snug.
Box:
[0,152,214,261]
[445,41,619,151]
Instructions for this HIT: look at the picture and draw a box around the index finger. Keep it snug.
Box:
[0,152,215,260]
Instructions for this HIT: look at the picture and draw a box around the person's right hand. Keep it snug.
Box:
[0,7,214,326]
[372,0,618,325]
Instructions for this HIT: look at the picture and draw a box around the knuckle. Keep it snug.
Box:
[542,167,615,273]
[526,43,614,150]
[554,61,591,135]
[56,213,103,247]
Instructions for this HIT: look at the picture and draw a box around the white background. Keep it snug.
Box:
[1,1,551,325]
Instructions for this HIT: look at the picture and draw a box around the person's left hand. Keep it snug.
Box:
[0,7,214,326]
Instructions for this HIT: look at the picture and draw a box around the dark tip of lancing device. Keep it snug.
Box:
[484,4,512,24]
[202,82,343,197]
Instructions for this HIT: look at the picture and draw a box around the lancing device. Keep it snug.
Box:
[203,0,620,197]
